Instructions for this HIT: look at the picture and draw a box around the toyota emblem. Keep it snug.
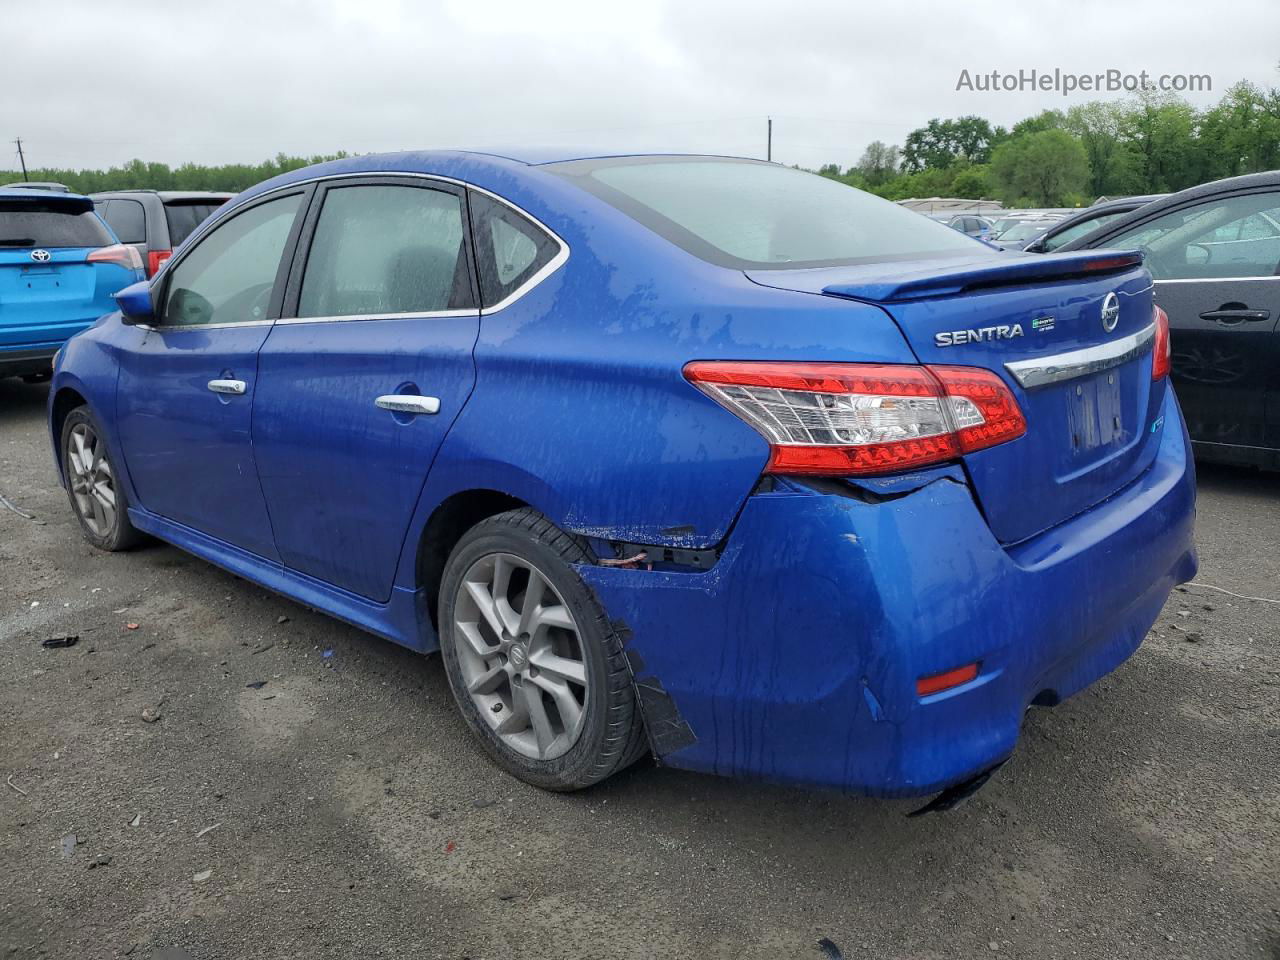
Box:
[30,249,51,263]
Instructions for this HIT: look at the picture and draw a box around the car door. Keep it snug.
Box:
[1103,188,1280,453]
[114,188,310,560]
[252,177,481,601]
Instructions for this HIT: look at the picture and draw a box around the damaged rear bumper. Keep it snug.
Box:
[578,391,1197,797]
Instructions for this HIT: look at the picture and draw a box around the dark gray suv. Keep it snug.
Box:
[90,190,232,277]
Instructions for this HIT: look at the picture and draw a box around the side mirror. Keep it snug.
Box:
[114,280,156,326]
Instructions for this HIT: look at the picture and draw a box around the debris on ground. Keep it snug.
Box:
[251,643,274,655]
[0,490,45,524]
[472,798,497,809]
[277,616,289,624]
[6,774,29,796]
[817,938,844,959]
[87,854,112,869]
[322,649,334,659]
[61,834,77,858]
[245,681,267,690]
[141,705,162,724]
[194,823,221,840]
[444,841,456,854]
[129,814,141,828]
[40,635,80,649]
[1184,632,1203,643]
[125,623,140,631]
[192,869,212,883]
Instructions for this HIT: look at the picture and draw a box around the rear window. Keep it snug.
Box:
[96,198,146,244]
[164,201,227,247]
[547,157,976,269]
[0,200,113,248]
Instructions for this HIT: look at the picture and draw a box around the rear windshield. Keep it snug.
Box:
[0,200,113,248]
[547,157,977,269]
[164,201,227,247]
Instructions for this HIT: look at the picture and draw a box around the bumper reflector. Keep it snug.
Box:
[917,662,980,697]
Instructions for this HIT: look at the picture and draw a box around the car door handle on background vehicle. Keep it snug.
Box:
[207,379,247,395]
[375,395,440,415]
[1199,308,1271,324]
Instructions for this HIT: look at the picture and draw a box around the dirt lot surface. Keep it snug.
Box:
[1,377,1277,960]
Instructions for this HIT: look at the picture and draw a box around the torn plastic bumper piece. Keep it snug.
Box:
[577,393,1196,797]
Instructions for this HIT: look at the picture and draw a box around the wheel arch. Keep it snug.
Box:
[49,385,89,483]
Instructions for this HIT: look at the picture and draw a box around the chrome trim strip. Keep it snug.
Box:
[1155,275,1280,284]
[163,171,571,317]
[276,309,476,326]
[135,319,274,332]
[1004,322,1155,390]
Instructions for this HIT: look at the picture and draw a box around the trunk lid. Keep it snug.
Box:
[747,251,1166,544]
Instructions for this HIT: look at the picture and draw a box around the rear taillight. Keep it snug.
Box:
[146,249,172,277]
[87,244,144,272]
[1151,304,1171,381]
[683,361,1027,476]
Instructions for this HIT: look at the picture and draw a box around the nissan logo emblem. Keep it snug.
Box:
[30,249,51,263]
[1100,292,1120,333]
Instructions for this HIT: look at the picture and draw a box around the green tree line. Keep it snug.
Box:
[0,152,352,195]
[817,78,1280,206]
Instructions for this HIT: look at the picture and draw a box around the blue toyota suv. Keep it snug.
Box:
[1,188,143,380]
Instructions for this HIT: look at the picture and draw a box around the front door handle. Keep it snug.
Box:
[375,394,440,415]
[208,379,247,395]
[1199,307,1270,324]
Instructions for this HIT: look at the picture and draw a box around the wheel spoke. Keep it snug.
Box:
[522,683,556,756]
[93,481,116,509]
[464,580,509,642]
[494,692,530,734]
[70,430,90,477]
[530,672,585,742]
[456,619,498,659]
[532,604,574,639]
[530,651,585,686]
[516,569,548,636]
[467,662,508,695]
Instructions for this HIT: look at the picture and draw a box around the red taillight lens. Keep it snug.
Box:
[684,361,1026,476]
[87,243,144,272]
[146,249,172,277]
[917,662,980,697]
[1151,304,1171,381]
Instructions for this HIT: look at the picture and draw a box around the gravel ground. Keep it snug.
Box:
[1,377,1277,960]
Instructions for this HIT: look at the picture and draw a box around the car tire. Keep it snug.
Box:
[438,508,648,791]
[60,406,143,552]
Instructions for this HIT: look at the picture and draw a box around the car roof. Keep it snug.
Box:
[1057,171,1280,252]
[0,187,94,210]
[90,190,235,201]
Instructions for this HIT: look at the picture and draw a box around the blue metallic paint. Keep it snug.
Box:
[48,150,1199,796]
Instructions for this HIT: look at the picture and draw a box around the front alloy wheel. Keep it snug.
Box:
[61,406,142,551]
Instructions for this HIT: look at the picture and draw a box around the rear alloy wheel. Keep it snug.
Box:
[438,509,647,790]
[61,407,142,551]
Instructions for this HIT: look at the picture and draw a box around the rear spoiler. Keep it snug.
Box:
[0,190,94,214]
[821,250,1146,304]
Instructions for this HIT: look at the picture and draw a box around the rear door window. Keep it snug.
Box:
[164,201,227,247]
[468,191,561,308]
[98,198,146,244]
[297,183,474,318]
[0,200,113,248]
[1111,191,1280,279]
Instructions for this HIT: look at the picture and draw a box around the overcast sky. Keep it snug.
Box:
[7,0,1279,172]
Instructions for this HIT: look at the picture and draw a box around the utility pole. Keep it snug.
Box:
[767,118,772,162]
[14,138,29,180]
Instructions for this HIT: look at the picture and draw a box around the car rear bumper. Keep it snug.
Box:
[580,389,1197,796]
[0,343,61,377]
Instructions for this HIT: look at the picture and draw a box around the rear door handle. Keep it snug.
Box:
[1199,308,1270,323]
[208,379,247,395]
[375,394,440,415]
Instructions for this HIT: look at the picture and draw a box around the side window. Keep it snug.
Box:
[161,193,302,327]
[99,198,146,244]
[297,184,472,318]
[1110,191,1280,280]
[469,191,560,308]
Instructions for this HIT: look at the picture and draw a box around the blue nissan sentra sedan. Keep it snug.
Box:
[48,150,1196,799]
[1,188,144,380]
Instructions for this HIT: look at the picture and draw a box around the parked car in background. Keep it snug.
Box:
[1025,195,1167,253]
[1,188,143,380]
[91,190,233,277]
[0,181,71,193]
[1058,170,1280,469]
[944,213,994,241]
[49,150,1195,800]
[989,219,1059,250]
